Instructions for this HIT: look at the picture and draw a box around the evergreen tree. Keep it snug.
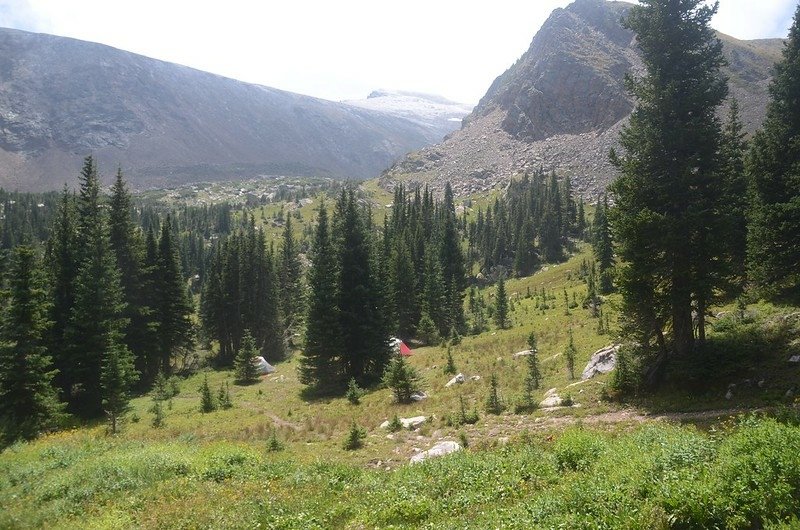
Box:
[234,329,260,385]
[199,375,215,413]
[719,99,749,293]
[747,6,800,303]
[593,196,614,294]
[108,169,156,384]
[279,215,303,332]
[444,346,457,375]
[494,276,510,329]
[0,246,64,442]
[610,0,727,358]
[439,182,467,334]
[153,216,194,373]
[48,185,77,396]
[382,355,421,404]
[300,205,343,392]
[335,190,391,386]
[565,329,577,380]
[485,373,505,414]
[66,156,137,416]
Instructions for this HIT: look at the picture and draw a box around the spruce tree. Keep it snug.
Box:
[153,216,194,374]
[48,185,77,397]
[66,156,138,416]
[101,340,136,434]
[199,375,216,413]
[335,190,391,386]
[719,99,749,293]
[234,329,260,385]
[610,0,727,357]
[747,5,800,303]
[382,355,421,404]
[279,215,303,332]
[485,373,505,414]
[300,205,343,392]
[108,169,156,384]
[593,196,614,294]
[0,246,65,442]
[494,276,510,329]
[565,329,577,380]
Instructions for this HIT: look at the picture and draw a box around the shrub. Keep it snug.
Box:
[485,373,505,414]
[343,422,366,451]
[444,347,457,375]
[553,428,605,471]
[199,375,216,413]
[149,402,165,428]
[387,414,403,432]
[217,382,232,409]
[382,356,422,404]
[345,378,364,405]
[266,431,285,452]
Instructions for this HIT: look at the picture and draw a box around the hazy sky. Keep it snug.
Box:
[0,0,796,104]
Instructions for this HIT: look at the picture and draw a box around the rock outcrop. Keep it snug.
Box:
[382,0,782,198]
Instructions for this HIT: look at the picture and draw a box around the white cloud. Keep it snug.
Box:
[1,0,795,103]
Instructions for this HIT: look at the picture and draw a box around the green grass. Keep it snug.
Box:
[2,416,799,528]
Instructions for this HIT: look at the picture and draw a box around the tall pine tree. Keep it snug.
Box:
[0,246,64,442]
[747,5,800,303]
[610,0,727,358]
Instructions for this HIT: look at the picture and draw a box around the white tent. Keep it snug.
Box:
[253,356,276,375]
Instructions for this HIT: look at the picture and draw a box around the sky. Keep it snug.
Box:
[0,0,796,104]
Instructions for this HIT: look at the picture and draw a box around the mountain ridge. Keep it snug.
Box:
[382,0,783,198]
[0,27,454,190]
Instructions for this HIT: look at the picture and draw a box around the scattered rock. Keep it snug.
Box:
[540,388,562,408]
[470,375,482,381]
[581,344,619,380]
[758,379,765,388]
[786,388,795,400]
[445,373,466,387]
[410,391,428,402]
[410,441,462,464]
[380,416,427,430]
[513,349,533,359]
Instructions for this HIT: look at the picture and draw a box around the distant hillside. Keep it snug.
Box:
[382,0,783,198]
[343,90,473,141]
[0,28,450,191]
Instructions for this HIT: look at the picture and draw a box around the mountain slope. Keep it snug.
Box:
[0,28,448,190]
[382,0,783,198]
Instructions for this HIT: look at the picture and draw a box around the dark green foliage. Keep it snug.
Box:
[345,378,364,405]
[444,347,457,375]
[0,246,65,443]
[201,221,285,365]
[343,422,366,450]
[299,205,342,392]
[149,401,165,428]
[611,343,640,395]
[108,169,157,385]
[610,0,728,358]
[66,156,138,417]
[217,382,232,409]
[387,414,403,432]
[719,99,749,293]
[485,373,505,415]
[266,431,285,452]
[199,375,216,413]
[101,339,137,434]
[494,276,509,329]
[565,329,577,380]
[592,196,614,294]
[335,189,391,386]
[746,6,800,304]
[279,216,304,332]
[382,355,422,404]
[234,330,260,385]
[416,311,440,346]
[152,216,194,374]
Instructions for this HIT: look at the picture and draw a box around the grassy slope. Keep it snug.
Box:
[2,182,800,528]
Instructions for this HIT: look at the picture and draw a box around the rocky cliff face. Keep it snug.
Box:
[382,0,783,198]
[0,28,449,191]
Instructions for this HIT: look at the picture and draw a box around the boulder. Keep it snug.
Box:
[513,349,534,359]
[410,391,428,402]
[446,373,466,387]
[470,375,482,381]
[581,345,620,380]
[380,416,427,430]
[410,441,462,463]
[540,388,562,408]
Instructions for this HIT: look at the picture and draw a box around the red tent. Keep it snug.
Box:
[399,341,413,356]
